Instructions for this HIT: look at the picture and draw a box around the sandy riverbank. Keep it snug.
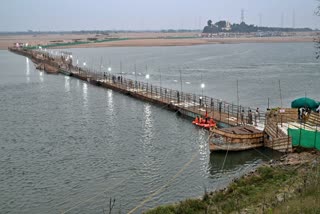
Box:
[0,32,316,50]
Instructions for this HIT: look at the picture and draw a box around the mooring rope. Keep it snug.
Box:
[128,130,213,214]
[220,142,230,171]
[61,114,209,214]
[127,152,198,214]
[60,174,134,214]
[252,147,273,161]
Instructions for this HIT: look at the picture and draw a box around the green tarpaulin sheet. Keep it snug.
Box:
[288,128,320,150]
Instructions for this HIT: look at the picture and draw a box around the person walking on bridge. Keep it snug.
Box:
[254,110,258,126]
[248,109,253,125]
[316,105,320,116]
[240,110,245,125]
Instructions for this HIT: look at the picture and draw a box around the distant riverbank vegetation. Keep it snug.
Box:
[202,20,313,34]
[0,29,202,36]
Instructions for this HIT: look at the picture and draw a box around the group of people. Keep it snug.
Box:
[298,106,312,120]
[240,108,260,126]
[194,116,215,125]
[193,115,216,129]
[298,105,320,120]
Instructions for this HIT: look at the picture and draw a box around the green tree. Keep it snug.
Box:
[215,21,227,30]
[203,20,219,34]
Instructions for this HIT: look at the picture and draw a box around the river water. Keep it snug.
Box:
[0,43,318,213]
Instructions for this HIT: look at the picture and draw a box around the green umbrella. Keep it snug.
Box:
[291,97,319,110]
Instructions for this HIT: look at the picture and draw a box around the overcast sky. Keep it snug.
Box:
[1,0,319,31]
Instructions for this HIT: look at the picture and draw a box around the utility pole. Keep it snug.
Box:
[179,69,183,95]
[236,80,240,108]
[292,10,296,28]
[259,13,262,27]
[159,68,162,88]
[241,9,245,23]
[134,64,137,91]
[159,68,162,101]
[99,56,103,79]
[279,80,283,107]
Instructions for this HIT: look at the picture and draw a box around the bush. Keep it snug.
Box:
[146,205,175,214]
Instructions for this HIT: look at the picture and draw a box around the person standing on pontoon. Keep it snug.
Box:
[240,110,245,125]
[316,105,320,117]
[248,110,253,125]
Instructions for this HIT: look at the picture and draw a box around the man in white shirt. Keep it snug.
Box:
[316,105,320,115]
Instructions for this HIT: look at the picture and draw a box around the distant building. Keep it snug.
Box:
[222,21,232,31]
[14,42,25,48]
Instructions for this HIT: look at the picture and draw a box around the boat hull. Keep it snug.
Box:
[209,126,264,152]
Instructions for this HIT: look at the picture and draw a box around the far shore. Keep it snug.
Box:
[0,32,316,50]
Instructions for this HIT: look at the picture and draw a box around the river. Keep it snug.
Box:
[0,42,318,213]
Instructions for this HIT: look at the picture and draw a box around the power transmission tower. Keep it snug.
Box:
[292,10,296,28]
[259,13,262,27]
[241,9,245,23]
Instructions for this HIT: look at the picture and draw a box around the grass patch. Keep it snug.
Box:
[147,199,207,214]
[145,159,320,214]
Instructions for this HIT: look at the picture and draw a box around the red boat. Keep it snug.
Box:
[192,116,217,129]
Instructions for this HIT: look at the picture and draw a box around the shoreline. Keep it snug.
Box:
[0,34,316,50]
[48,37,315,49]
[146,151,320,213]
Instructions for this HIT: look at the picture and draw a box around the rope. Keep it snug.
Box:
[252,147,273,161]
[127,152,198,214]
[128,128,212,213]
[61,109,208,214]
[60,174,133,214]
[220,143,230,171]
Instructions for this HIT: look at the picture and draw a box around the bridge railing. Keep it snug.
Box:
[64,57,266,126]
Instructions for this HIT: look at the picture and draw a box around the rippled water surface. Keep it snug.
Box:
[0,43,318,213]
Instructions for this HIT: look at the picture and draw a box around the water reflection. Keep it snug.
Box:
[39,71,44,82]
[64,76,70,92]
[198,130,210,176]
[82,83,88,108]
[26,58,30,83]
[143,104,153,146]
[106,90,113,112]
[142,104,156,177]
[208,148,278,176]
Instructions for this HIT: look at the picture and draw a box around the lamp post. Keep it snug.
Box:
[82,62,86,75]
[179,69,183,104]
[134,64,137,91]
[201,83,205,107]
[201,83,205,98]
[159,68,162,100]
[108,67,112,82]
